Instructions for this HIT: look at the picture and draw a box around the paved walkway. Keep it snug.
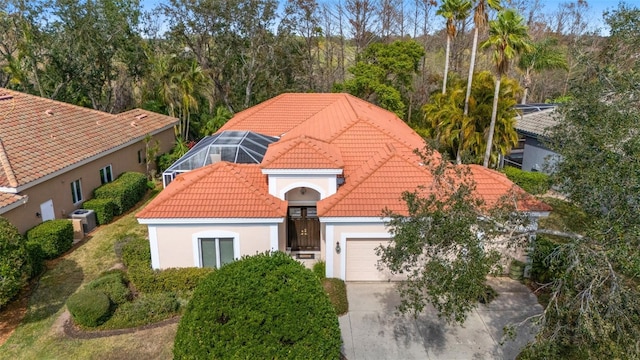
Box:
[340,277,542,360]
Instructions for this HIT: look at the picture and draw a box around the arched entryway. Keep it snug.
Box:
[285,187,321,252]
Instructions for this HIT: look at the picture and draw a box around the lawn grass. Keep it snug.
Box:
[0,190,176,360]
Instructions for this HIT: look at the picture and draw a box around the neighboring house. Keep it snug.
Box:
[137,93,550,281]
[504,104,560,173]
[0,88,178,234]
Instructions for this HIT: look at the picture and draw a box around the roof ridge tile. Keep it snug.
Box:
[0,138,18,187]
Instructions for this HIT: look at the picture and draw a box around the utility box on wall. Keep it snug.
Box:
[70,209,97,234]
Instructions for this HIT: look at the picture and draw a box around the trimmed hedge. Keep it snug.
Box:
[122,236,213,294]
[173,252,342,359]
[0,217,30,308]
[504,166,551,195]
[101,292,180,329]
[86,271,131,305]
[82,199,118,225]
[93,172,147,215]
[26,219,74,260]
[67,289,112,327]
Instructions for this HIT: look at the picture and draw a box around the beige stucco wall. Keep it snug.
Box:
[3,128,175,234]
[151,223,276,269]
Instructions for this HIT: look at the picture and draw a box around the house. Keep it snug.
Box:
[137,93,550,281]
[0,88,178,234]
[504,104,560,173]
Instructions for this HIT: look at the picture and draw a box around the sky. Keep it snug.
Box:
[140,0,639,36]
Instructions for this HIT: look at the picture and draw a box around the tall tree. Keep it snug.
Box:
[436,0,472,95]
[421,71,520,164]
[517,38,568,104]
[463,0,501,117]
[335,40,425,118]
[480,9,531,168]
[345,0,378,55]
[45,0,146,112]
[377,146,528,323]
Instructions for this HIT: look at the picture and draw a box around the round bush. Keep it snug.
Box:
[86,271,131,305]
[0,217,30,308]
[67,289,112,327]
[174,252,342,359]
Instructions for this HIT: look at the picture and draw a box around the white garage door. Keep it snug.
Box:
[346,238,405,281]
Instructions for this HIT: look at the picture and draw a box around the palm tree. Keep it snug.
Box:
[436,0,472,95]
[480,9,531,168]
[463,0,502,116]
[171,60,210,141]
[517,38,568,104]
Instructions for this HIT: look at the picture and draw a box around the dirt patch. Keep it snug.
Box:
[0,284,31,346]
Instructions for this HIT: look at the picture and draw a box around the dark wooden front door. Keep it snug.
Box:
[288,207,320,251]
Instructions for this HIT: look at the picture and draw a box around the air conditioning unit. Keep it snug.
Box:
[71,209,97,234]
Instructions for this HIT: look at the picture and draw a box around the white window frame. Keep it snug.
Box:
[71,179,83,204]
[99,164,113,184]
[192,230,240,268]
[198,238,235,268]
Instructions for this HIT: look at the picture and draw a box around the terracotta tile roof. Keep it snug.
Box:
[469,165,552,212]
[137,163,287,218]
[0,192,26,210]
[318,144,432,217]
[0,88,178,189]
[261,136,344,169]
[140,93,549,219]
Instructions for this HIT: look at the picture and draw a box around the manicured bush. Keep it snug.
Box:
[66,289,112,327]
[173,252,342,359]
[0,217,30,308]
[121,236,151,268]
[82,199,118,225]
[93,172,147,215]
[322,278,349,315]
[313,260,326,279]
[504,166,551,195]
[122,236,213,294]
[25,219,74,260]
[86,271,131,305]
[100,292,180,329]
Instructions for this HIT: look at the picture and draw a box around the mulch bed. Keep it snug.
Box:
[62,313,180,339]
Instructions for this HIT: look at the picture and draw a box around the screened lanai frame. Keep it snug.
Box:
[162,130,279,187]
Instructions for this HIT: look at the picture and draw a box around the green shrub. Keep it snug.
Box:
[122,236,151,268]
[0,217,30,308]
[25,219,74,260]
[25,241,45,278]
[529,236,562,283]
[82,199,118,225]
[86,271,131,305]
[122,237,213,294]
[100,292,180,329]
[67,289,112,327]
[154,267,214,294]
[313,260,326,279]
[93,172,147,215]
[322,278,348,315]
[504,166,551,195]
[174,252,342,359]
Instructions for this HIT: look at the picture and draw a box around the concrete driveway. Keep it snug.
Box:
[339,277,542,360]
